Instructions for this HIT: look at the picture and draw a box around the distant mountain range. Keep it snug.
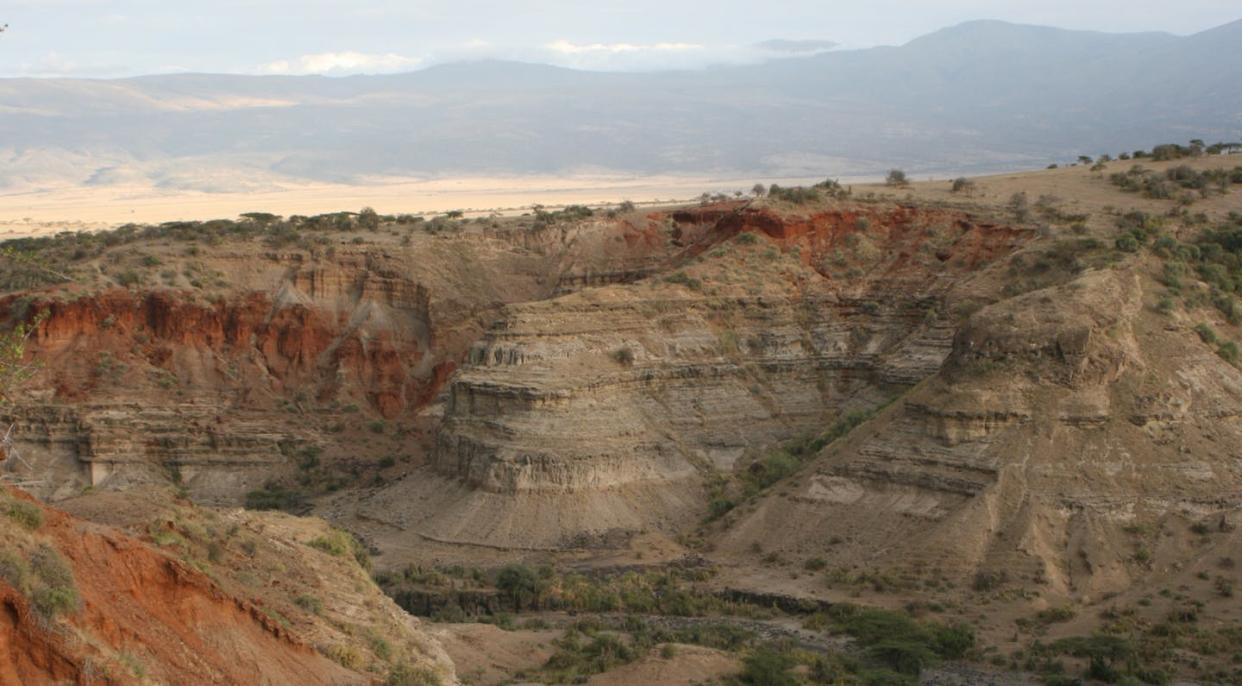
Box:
[1,19,1240,191]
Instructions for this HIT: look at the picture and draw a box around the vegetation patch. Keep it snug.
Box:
[307,529,371,571]
[3,498,44,531]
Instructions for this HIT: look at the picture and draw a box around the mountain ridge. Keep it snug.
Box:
[1,19,1239,190]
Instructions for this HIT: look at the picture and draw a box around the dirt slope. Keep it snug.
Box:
[0,486,369,685]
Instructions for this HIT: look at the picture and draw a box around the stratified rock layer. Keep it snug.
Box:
[718,268,1242,599]
[366,204,1030,548]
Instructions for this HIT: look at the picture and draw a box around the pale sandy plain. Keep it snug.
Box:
[0,173,839,238]
[10,155,1235,240]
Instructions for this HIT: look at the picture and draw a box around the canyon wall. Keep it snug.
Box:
[362,204,1031,549]
[717,268,1242,598]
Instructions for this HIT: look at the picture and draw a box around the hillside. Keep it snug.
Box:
[0,486,453,684]
[3,149,1242,684]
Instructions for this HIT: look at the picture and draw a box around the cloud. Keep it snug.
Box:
[259,51,421,76]
[10,51,130,78]
[754,39,838,55]
[543,40,703,55]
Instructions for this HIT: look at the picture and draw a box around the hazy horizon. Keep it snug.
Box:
[2,1,1240,78]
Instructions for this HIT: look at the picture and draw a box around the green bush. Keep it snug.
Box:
[866,640,938,675]
[542,631,638,683]
[768,185,822,204]
[4,499,44,531]
[886,170,908,187]
[825,605,974,677]
[707,497,736,520]
[804,557,828,572]
[308,529,370,570]
[115,270,143,287]
[244,485,308,514]
[29,545,79,619]
[1194,323,1219,344]
[384,663,442,686]
[294,594,323,615]
[1218,341,1240,365]
[496,564,544,612]
[664,271,703,291]
[0,551,30,591]
[739,645,799,686]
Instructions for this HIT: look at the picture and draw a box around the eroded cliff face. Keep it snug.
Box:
[716,268,1242,599]
[1,236,556,503]
[0,487,457,686]
[0,211,760,505]
[360,204,1031,549]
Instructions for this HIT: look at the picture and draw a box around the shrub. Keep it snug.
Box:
[1194,324,1218,345]
[664,272,702,291]
[1161,261,1186,288]
[950,177,976,194]
[327,644,365,670]
[29,545,79,619]
[308,529,370,570]
[973,570,1008,592]
[1218,341,1240,365]
[739,645,798,686]
[496,564,542,612]
[768,185,821,204]
[826,605,974,677]
[886,170,908,187]
[1009,192,1031,222]
[294,594,323,615]
[707,497,736,520]
[611,347,635,367]
[244,485,308,514]
[1036,607,1077,624]
[4,499,43,531]
[543,631,638,682]
[385,663,443,686]
[0,551,30,592]
[743,450,801,494]
[866,639,938,675]
[115,270,142,287]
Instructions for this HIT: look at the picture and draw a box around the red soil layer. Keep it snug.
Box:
[4,289,446,419]
[0,489,356,685]
[674,203,1030,274]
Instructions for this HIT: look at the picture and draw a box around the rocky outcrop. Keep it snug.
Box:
[364,203,1031,548]
[717,269,1242,599]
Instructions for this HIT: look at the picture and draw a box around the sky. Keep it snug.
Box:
[1,0,1239,78]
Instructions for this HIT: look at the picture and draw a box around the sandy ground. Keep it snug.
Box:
[0,173,837,237]
[7,153,1238,239]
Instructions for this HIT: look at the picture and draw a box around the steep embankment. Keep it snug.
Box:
[715,265,1242,600]
[357,203,1031,550]
[1,216,668,505]
[0,486,457,685]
